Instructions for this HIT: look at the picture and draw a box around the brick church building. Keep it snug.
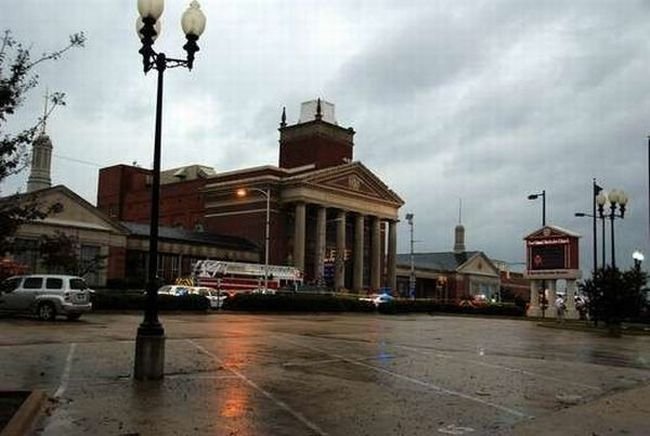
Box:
[97,100,404,292]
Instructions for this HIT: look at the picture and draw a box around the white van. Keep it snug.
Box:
[0,275,93,321]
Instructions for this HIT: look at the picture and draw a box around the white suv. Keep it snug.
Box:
[0,274,93,321]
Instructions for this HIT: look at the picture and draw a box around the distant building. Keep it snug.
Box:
[396,216,528,301]
[396,251,501,300]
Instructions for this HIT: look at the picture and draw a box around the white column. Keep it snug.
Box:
[334,210,346,291]
[547,280,557,319]
[293,202,306,272]
[565,279,579,320]
[526,280,542,317]
[370,216,381,291]
[353,214,364,293]
[314,206,326,284]
[387,220,397,292]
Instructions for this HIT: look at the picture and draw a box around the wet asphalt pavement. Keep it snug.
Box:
[0,312,649,435]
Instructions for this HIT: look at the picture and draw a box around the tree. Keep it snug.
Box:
[580,266,647,335]
[39,231,106,278]
[0,29,85,252]
[39,231,79,274]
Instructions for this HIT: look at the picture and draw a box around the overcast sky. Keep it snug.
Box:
[2,0,649,273]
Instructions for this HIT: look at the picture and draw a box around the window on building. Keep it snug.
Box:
[80,245,101,286]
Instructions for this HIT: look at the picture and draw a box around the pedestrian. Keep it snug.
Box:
[555,295,565,323]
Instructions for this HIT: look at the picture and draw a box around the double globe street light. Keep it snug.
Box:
[633,250,645,272]
[134,0,206,381]
[596,189,628,269]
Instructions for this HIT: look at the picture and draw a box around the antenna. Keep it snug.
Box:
[41,88,49,134]
[458,198,462,224]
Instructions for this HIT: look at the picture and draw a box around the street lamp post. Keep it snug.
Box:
[237,188,271,291]
[575,212,606,271]
[527,190,546,314]
[596,189,628,269]
[527,190,546,226]
[134,0,206,381]
[405,213,415,299]
[593,180,603,272]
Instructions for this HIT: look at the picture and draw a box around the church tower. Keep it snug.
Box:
[27,93,53,192]
[278,98,356,170]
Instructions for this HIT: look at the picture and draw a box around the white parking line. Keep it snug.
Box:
[396,344,602,391]
[280,336,530,419]
[187,339,328,436]
[54,343,77,398]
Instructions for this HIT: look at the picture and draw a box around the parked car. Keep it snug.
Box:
[359,293,395,307]
[157,285,194,296]
[0,274,93,321]
[195,287,228,309]
[157,285,228,309]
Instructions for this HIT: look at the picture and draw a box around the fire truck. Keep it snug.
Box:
[192,260,303,293]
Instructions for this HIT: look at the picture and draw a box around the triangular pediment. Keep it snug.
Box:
[524,225,580,241]
[13,185,127,235]
[457,252,500,277]
[286,162,404,205]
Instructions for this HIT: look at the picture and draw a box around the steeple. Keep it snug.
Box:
[280,106,287,128]
[453,199,466,253]
[26,91,53,192]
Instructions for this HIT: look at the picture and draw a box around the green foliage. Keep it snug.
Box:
[92,291,209,312]
[580,266,647,326]
[0,195,51,253]
[221,293,525,316]
[38,231,106,277]
[377,300,525,316]
[222,293,376,312]
[499,286,528,310]
[39,231,79,274]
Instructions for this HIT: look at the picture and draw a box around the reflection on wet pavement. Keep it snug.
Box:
[0,313,648,435]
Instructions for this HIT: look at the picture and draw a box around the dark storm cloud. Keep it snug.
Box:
[325,0,650,269]
[2,0,650,271]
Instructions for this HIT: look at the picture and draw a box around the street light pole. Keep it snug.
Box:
[597,189,628,269]
[527,190,546,226]
[134,0,206,381]
[593,180,603,271]
[237,188,271,290]
[405,213,415,299]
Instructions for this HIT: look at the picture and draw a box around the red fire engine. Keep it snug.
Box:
[193,260,302,293]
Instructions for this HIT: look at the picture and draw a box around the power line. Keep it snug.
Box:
[52,153,103,168]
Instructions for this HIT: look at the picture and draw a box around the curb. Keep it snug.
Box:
[537,321,650,336]
[0,390,46,436]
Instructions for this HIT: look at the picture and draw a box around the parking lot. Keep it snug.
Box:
[1,312,649,435]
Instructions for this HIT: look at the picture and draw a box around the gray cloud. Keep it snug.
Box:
[2,0,649,272]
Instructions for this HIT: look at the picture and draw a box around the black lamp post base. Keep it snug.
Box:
[134,329,166,380]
